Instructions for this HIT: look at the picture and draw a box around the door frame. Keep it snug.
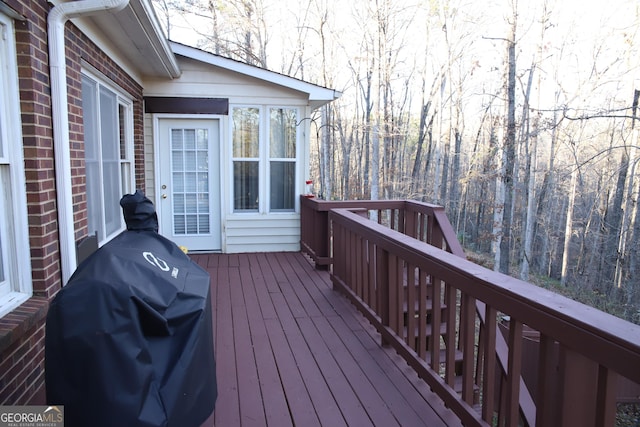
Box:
[152,114,225,252]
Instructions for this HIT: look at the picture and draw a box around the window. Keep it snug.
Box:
[0,13,32,317]
[269,108,296,212]
[232,107,260,211]
[171,127,210,234]
[231,106,298,213]
[82,72,134,242]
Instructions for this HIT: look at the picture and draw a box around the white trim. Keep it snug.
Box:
[152,113,226,250]
[266,106,299,214]
[81,68,135,244]
[0,11,32,317]
[170,42,341,108]
[48,0,131,285]
[82,61,135,101]
[229,105,303,216]
[51,0,181,82]
[229,105,262,213]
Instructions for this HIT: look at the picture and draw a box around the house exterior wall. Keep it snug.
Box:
[0,0,144,405]
[144,56,313,253]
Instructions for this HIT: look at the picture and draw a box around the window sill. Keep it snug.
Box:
[0,296,48,355]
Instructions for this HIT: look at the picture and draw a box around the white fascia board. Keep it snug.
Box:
[170,42,341,108]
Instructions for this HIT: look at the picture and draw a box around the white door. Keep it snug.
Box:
[157,119,221,251]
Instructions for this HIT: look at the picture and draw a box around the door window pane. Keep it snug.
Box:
[171,128,210,235]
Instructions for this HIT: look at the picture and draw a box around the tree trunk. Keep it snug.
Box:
[410,102,430,197]
[519,55,537,280]
[603,149,627,295]
[498,9,517,274]
[450,128,462,229]
[614,89,640,289]
[493,141,505,272]
[561,164,578,286]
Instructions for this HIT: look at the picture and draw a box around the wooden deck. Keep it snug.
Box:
[191,252,462,427]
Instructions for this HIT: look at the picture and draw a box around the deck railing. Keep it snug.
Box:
[300,196,640,427]
[300,197,463,267]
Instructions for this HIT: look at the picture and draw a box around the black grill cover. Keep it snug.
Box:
[45,194,217,427]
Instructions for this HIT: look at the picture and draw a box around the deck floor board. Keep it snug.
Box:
[193,252,462,427]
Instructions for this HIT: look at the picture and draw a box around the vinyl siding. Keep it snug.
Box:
[143,55,313,254]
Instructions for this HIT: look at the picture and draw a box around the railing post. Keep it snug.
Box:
[319,201,640,427]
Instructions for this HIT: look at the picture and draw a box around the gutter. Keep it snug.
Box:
[48,0,130,285]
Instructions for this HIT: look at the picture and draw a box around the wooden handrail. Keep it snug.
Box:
[300,197,640,426]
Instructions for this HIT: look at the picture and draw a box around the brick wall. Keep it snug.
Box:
[0,0,145,405]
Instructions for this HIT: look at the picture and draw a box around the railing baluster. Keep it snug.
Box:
[595,365,617,426]
[506,319,523,426]
[377,246,389,347]
[315,201,640,427]
[368,241,376,310]
[388,254,401,337]
[426,211,433,243]
[482,305,497,423]
[349,227,356,293]
[461,293,477,404]
[355,234,363,297]
[418,268,428,360]
[444,282,457,387]
[406,262,417,350]
[536,334,556,427]
[429,274,442,369]
[332,221,342,282]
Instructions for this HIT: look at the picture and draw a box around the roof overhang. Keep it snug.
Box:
[170,42,341,110]
[81,0,181,79]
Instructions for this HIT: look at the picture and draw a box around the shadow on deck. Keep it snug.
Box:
[191,251,462,427]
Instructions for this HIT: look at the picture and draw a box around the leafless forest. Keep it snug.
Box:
[154,0,640,324]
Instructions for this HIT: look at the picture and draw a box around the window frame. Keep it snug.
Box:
[231,105,261,213]
[81,68,135,244]
[230,105,300,215]
[268,107,298,213]
[0,12,33,317]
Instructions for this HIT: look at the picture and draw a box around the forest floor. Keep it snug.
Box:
[464,250,640,426]
[464,249,640,326]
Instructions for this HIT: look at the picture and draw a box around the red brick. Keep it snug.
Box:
[2,0,145,405]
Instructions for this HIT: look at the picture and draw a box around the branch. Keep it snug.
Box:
[562,107,639,122]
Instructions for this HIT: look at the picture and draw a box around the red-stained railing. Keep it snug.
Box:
[300,196,640,427]
[300,197,463,267]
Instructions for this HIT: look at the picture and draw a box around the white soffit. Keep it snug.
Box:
[82,0,181,79]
